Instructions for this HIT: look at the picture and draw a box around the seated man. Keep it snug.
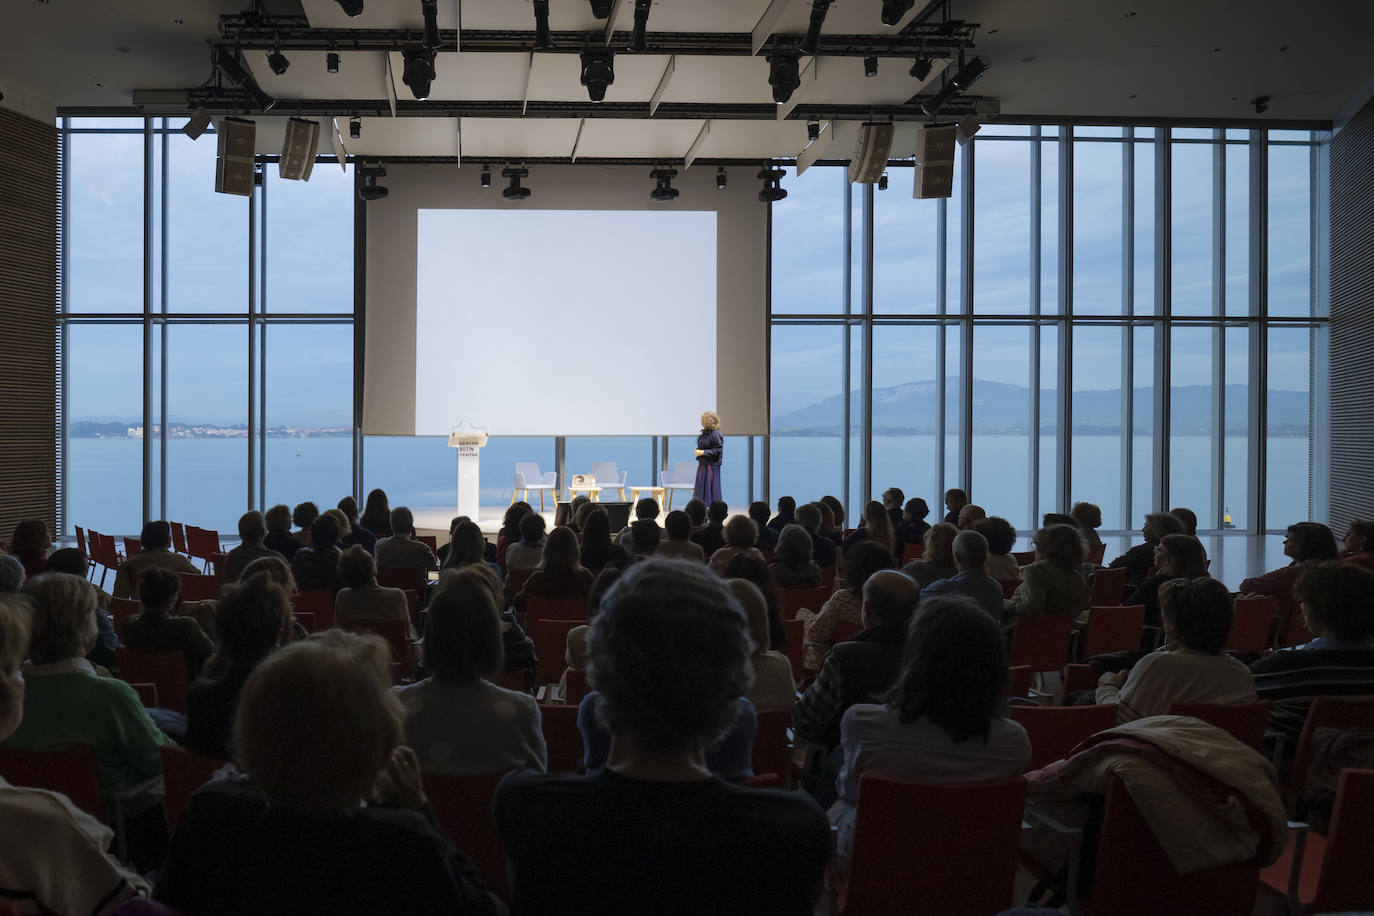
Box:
[795,503,836,569]
[224,510,286,583]
[921,530,1004,620]
[615,498,662,553]
[656,511,705,563]
[749,501,780,551]
[628,519,661,561]
[494,560,830,914]
[688,500,729,559]
[374,507,439,571]
[112,520,200,599]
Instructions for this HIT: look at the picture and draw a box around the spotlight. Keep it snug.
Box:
[1252,95,1270,114]
[502,166,531,201]
[864,55,879,78]
[326,51,340,73]
[880,0,915,26]
[401,46,436,100]
[920,56,989,116]
[758,165,787,203]
[266,48,290,76]
[214,46,275,111]
[480,165,492,188]
[649,167,679,202]
[716,166,727,190]
[420,0,441,50]
[768,51,801,104]
[629,0,651,52]
[532,0,552,51]
[349,115,361,139]
[580,50,615,102]
[878,172,889,191]
[359,163,388,201]
[909,55,932,81]
[807,120,820,142]
[588,0,614,18]
[332,0,364,15]
[801,0,832,56]
[182,106,211,140]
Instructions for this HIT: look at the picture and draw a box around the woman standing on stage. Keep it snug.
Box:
[693,411,724,504]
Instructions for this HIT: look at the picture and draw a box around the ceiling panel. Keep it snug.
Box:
[301,0,460,32]
[248,50,390,100]
[385,50,532,101]
[525,52,674,103]
[692,119,814,160]
[458,117,584,158]
[570,118,708,159]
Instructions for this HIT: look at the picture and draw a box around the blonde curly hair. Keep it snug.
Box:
[700,411,720,432]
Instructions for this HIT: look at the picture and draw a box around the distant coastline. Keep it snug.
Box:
[69,421,350,439]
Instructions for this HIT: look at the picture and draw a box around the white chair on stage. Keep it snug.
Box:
[661,461,698,510]
[589,462,628,501]
[513,463,557,510]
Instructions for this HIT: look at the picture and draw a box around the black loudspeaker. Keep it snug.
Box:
[554,502,573,527]
[600,502,632,531]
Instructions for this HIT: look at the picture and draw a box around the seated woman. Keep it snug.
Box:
[0,596,151,913]
[841,501,897,556]
[441,519,500,578]
[495,560,830,914]
[495,502,532,572]
[185,572,289,760]
[801,542,895,673]
[771,523,823,588]
[1096,577,1256,723]
[1071,501,1103,550]
[397,570,547,777]
[515,526,595,614]
[896,498,933,554]
[1110,512,1187,591]
[1004,525,1091,620]
[292,501,319,549]
[157,631,497,915]
[975,516,1021,583]
[900,522,959,588]
[262,504,301,561]
[290,512,343,592]
[830,595,1031,867]
[1342,519,1374,573]
[1123,533,1209,627]
[730,579,795,712]
[122,567,215,679]
[9,518,51,578]
[816,500,843,548]
[360,487,394,538]
[335,545,417,641]
[1240,522,1341,638]
[707,515,767,577]
[723,554,787,653]
[578,506,629,574]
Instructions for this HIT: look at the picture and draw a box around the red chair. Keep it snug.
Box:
[178,573,222,602]
[401,589,421,630]
[171,521,189,557]
[341,616,413,679]
[75,525,95,579]
[539,703,584,773]
[1228,596,1274,654]
[122,536,143,558]
[117,647,189,714]
[1008,704,1118,771]
[494,670,528,693]
[1007,617,1075,674]
[1007,665,1032,701]
[842,775,1028,916]
[1061,662,1100,699]
[997,578,1020,600]
[1167,701,1272,752]
[751,709,793,786]
[530,618,583,686]
[1077,604,1146,659]
[378,565,426,592]
[819,564,837,589]
[833,618,863,643]
[417,534,438,553]
[784,617,805,682]
[1275,604,1315,650]
[563,667,591,705]
[1011,550,1037,566]
[423,770,510,900]
[525,593,589,621]
[128,682,159,707]
[504,568,534,606]
[1089,566,1127,607]
[1081,774,1261,916]
[778,585,831,620]
[1286,696,1374,800]
[293,589,337,631]
[900,543,925,564]
[186,526,222,571]
[109,596,141,638]
[292,611,317,633]
[159,745,224,835]
[0,745,102,819]
[1086,543,1107,566]
[1260,768,1374,915]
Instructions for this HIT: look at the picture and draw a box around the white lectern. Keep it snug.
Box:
[447,428,489,519]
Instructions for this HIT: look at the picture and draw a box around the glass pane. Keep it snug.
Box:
[1074,127,1126,139]
[363,436,454,515]
[1223,327,1249,530]
[1267,144,1312,317]
[1169,326,1215,529]
[973,139,1032,315]
[971,324,1032,529]
[1170,141,1213,316]
[264,324,354,514]
[1223,144,1250,316]
[978,124,1034,137]
[770,324,843,504]
[1132,132,1156,314]
[1071,326,1123,528]
[266,164,354,313]
[1131,325,1154,526]
[945,151,965,313]
[874,169,940,315]
[872,324,939,521]
[68,132,144,313]
[667,436,752,512]
[66,325,144,534]
[484,438,555,508]
[1038,324,1059,517]
[847,327,863,514]
[850,182,864,313]
[1172,128,1214,140]
[1266,327,1312,527]
[565,438,653,501]
[69,117,145,130]
[1040,136,1059,313]
[771,166,845,314]
[943,324,963,489]
[167,131,250,313]
[1073,139,1124,315]
[164,324,249,531]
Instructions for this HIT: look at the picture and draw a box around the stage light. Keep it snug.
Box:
[214,46,276,111]
[629,0,651,51]
[649,167,679,202]
[588,0,614,18]
[878,172,889,191]
[326,52,340,73]
[532,0,552,50]
[480,165,492,188]
[420,0,441,50]
[402,46,436,100]
[349,115,361,139]
[716,166,727,190]
[920,56,989,116]
[502,166,531,201]
[581,51,615,102]
[909,55,932,81]
[332,0,363,15]
[768,51,801,104]
[864,56,879,78]
[881,0,915,26]
[359,163,388,201]
[801,0,832,56]
[266,48,290,76]
[758,165,787,203]
[1253,95,1270,114]
[182,106,211,140]
[807,120,820,142]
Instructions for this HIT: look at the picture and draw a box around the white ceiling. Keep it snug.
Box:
[4,0,1372,161]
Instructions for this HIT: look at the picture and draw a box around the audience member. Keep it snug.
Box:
[771,523,823,588]
[263,504,301,560]
[224,511,284,582]
[901,523,958,588]
[290,512,344,591]
[690,500,729,557]
[0,554,23,593]
[335,545,417,641]
[9,519,51,578]
[628,519,661,561]
[656,510,706,562]
[1124,533,1209,627]
[801,542,895,672]
[976,516,1021,582]
[816,500,843,546]
[1043,512,1077,529]
[1110,512,1187,590]
[767,495,797,532]
[504,512,548,574]
[882,488,905,538]
[515,526,594,612]
[1342,520,1374,572]
[921,531,1004,619]
[456,566,539,688]
[158,631,497,914]
[1169,506,1199,537]
[399,571,546,776]
[683,498,709,533]
[843,500,897,555]
[44,548,117,669]
[957,504,987,530]
[942,488,968,525]
[376,507,440,571]
[796,503,837,568]
[495,560,829,914]
[708,515,766,576]
[322,508,354,556]
[441,519,494,576]
[336,496,378,553]
[292,501,320,548]
[496,502,532,571]
[578,507,628,573]
[896,497,933,554]
[563,567,624,682]
[112,520,199,599]
[1239,521,1340,640]
[1071,501,1104,550]
[1005,525,1091,620]
[722,554,787,653]
[748,501,780,551]
[123,567,215,679]
[359,487,394,538]
[730,579,795,712]
[616,498,663,553]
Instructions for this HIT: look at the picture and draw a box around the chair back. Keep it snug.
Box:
[563,667,591,705]
[1275,603,1314,649]
[819,564,837,589]
[423,770,511,900]
[1089,566,1128,607]
[1287,696,1374,799]
[515,462,543,481]
[901,543,925,564]
[187,526,222,561]
[784,617,805,681]
[513,470,528,488]
[1307,768,1374,914]
[1007,665,1032,702]
[1085,774,1260,916]
[75,525,88,555]
[293,588,337,631]
[530,618,583,686]
[751,708,792,783]
[0,745,102,819]
[846,775,1028,916]
[110,596,141,637]
[117,647,189,713]
[526,593,589,621]
[1078,604,1146,659]
[778,585,832,620]
[171,521,188,555]
[997,578,1020,600]
[539,703,584,773]
[178,573,222,602]
[1228,596,1274,654]
[1007,616,1075,673]
[1012,550,1037,566]
[1008,704,1118,771]
[589,462,623,486]
[123,536,143,558]
[668,461,697,485]
[340,616,412,678]
[504,568,534,605]
[160,745,225,835]
[1166,701,1272,752]
[377,565,426,591]
[1086,543,1107,565]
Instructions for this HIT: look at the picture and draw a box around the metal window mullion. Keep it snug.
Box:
[840,179,852,508]
[1211,130,1226,531]
[1120,129,1134,525]
[1310,131,1331,522]
[959,140,975,496]
[247,174,258,514]
[1029,128,1042,524]
[257,167,268,508]
[59,120,70,535]
[353,162,366,502]
[762,189,774,504]
[159,127,169,521]
[861,183,874,504]
[142,119,154,530]
[1057,128,1073,510]
[555,437,566,500]
[934,190,948,506]
[1248,130,1268,534]
[1153,129,1171,514]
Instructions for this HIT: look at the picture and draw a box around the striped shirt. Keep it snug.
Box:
[1250,646,1374,744]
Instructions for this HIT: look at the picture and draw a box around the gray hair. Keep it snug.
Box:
[22,573,98,664]
[775,524,813,565]
[952,530,989,569]
[0,555,24,594]
[795,503,822,535]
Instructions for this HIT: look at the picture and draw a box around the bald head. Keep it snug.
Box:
[952,530,989,571]
[862,569,920,630]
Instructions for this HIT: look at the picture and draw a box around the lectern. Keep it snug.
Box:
[447,428,489,518]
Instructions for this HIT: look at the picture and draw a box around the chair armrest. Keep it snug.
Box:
[541,472,557,485]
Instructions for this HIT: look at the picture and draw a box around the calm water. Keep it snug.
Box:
[67,434,1311,540]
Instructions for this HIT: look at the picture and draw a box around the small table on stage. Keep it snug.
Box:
[567,485,602,502]
[627,485,666,506]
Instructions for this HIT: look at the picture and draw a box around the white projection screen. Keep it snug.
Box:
[362,164,767,437]
[414,209,716,436]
